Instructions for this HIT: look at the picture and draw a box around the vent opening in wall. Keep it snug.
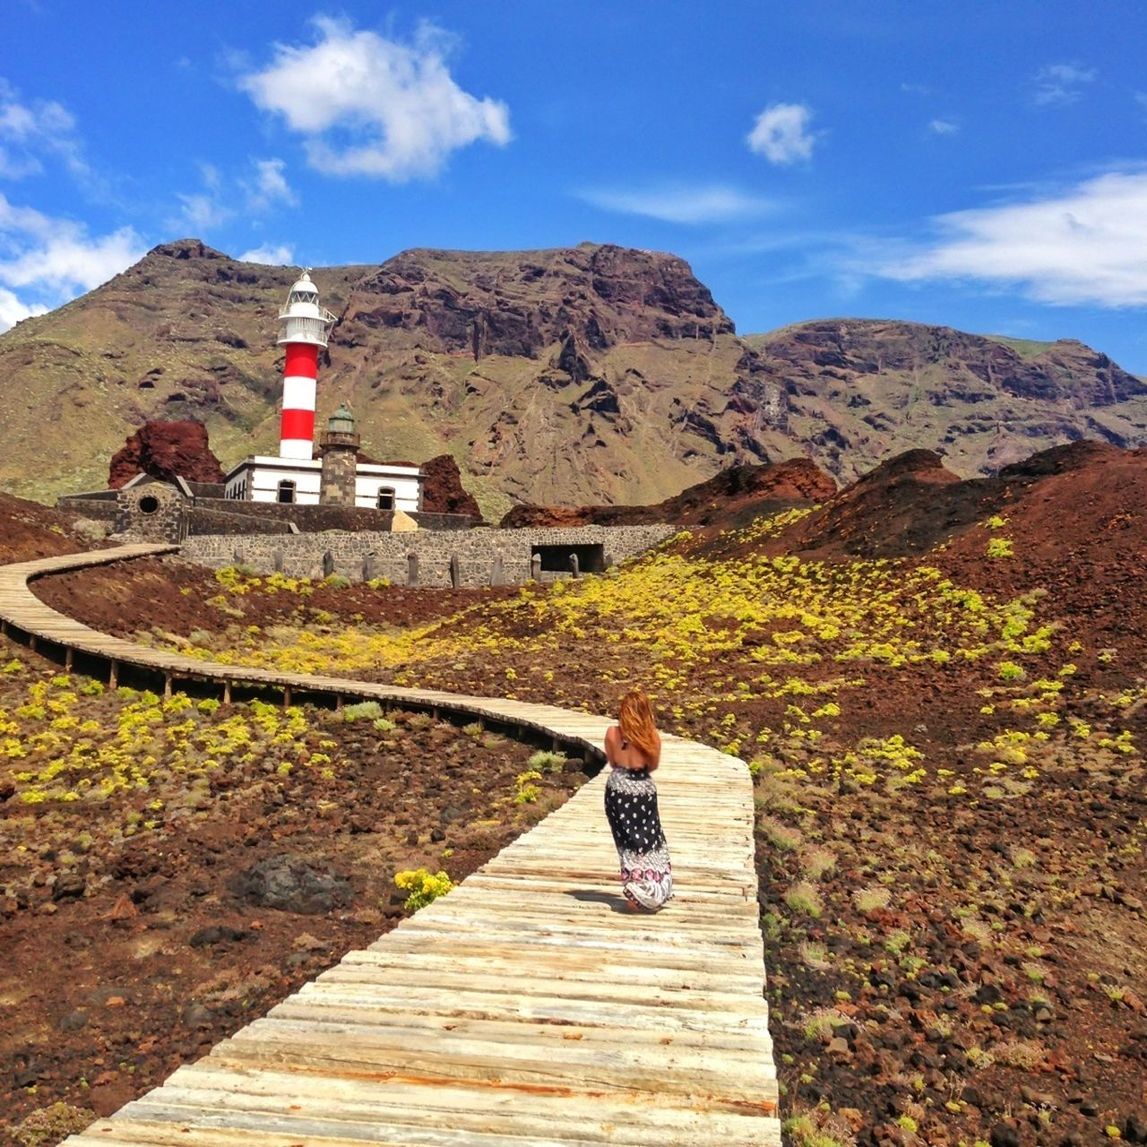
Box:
[138,495,160,515]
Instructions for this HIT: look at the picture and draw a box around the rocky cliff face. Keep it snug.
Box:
[744,319,1147,483]
[337,243,733,361]
[2,241,1146,511]
[755,319,1143,406]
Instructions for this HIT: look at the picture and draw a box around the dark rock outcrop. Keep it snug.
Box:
[108,420,225,488]
[419,453,484,522]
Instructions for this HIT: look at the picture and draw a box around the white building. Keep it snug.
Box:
[223,455,422,512]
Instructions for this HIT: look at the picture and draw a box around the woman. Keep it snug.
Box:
[603,689,672,911]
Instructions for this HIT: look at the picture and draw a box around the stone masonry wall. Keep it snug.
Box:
[179,525,678,587]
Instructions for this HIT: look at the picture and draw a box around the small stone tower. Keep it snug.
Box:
[319,403,360,505]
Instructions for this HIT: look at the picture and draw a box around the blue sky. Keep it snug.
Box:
[6,1,1147,371]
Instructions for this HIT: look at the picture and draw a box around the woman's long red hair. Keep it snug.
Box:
[618,689,658,759]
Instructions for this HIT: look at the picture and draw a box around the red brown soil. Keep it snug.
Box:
[5,443,1147,1146]
[0,684,586,1140]
[0,494,104,565]
[500,456,837,529]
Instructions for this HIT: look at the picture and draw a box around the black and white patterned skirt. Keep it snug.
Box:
[604,767,672,911]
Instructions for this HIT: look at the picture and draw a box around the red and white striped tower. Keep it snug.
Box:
[277,271,336,460]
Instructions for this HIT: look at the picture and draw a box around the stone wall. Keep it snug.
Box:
[180,524,678,587]
[189,499,475,533]
[191,498,394,533]
[57,496,120,522]
[115,482,188,543]
[187,507,294,536]
[58,493,477,536]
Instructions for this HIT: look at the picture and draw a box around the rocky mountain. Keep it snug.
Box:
[2,238,1145,515]
[748,319,1147,481]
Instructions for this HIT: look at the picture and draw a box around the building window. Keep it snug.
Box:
[377,487,395,510]
[277,480,296,504]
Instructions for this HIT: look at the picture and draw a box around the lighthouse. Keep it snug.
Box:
[221,269,423,512]
[277,271,336,460]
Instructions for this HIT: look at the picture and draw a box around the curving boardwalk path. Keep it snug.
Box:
[1,545,781,1146]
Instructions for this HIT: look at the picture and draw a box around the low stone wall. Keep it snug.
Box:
[187,507,294,536]
[57,496,119,522]
[180,524,678,587]
[191,498,396,533]
[189,500,476,533]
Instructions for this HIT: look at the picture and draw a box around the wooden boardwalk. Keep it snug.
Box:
[1,545,781,1146]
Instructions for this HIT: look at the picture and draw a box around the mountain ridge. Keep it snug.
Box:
[3,238,1146,514]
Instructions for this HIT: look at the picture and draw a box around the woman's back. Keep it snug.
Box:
[605,723,660,771]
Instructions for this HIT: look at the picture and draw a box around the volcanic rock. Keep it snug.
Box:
[108,420,225,488]
[229,854,352,915]
[419,453,484,521]
[341,243,735,361]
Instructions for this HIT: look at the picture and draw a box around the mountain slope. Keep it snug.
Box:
[745,318,1147,481]
[3,240,1146,512]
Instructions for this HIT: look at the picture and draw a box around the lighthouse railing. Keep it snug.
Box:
[276,313,336,347]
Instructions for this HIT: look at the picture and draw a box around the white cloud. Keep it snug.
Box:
[747,103,817,165]
[1032,63,1096,107]
[173,157,296,235]
[0,193,144,331]
[929,118,959,136]
[0,78,88,180]
[239,242,294,265]
[878,169,1147,307]
[175,191,233,232]
[238,16,511,181]
[245,158,297,211]
[579,183,774,225]
[0,285,46,329]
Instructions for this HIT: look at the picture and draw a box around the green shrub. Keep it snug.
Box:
[341,701,384,721]
[13,1101,98,1147]
[527,749,566,773]
[784,880,823,917]
[514,769,543,803]
[760,815,802,851]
